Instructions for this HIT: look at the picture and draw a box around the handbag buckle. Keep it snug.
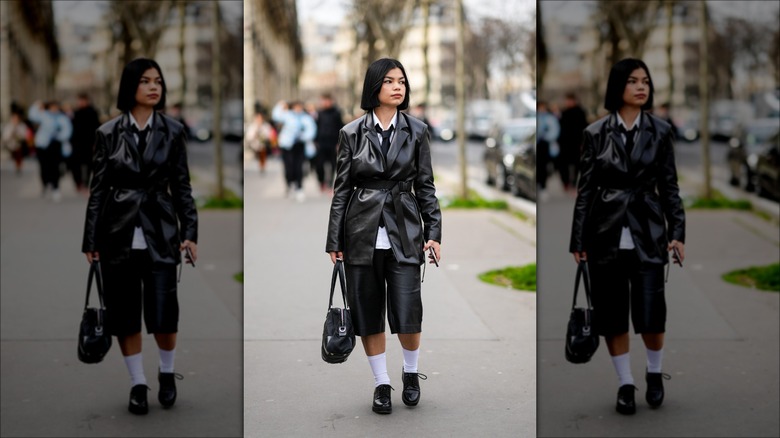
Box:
[338,325,347,336]
[582,326,591,336]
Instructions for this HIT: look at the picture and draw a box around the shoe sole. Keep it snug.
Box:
[616,405,636,415]
[372,405,392,414]
[128,404,148,415]
[402,397,419,407]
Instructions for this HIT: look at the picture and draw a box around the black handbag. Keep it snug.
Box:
[321,260,356,364]
[565,260,599,364]
[78,260,112,364]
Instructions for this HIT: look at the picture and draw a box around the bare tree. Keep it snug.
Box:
[664,0,674,107]
[421,0,431,105]
[178,0,188,105]
[351,0,418,59]
[594,0,661,63]
[212,0,225,201]
[455,0,467,199]
[699,0,711,200]
[108,1,174,65]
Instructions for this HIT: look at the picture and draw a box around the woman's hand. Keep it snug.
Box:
[572,251,587,264]
[668,240,685,265]
[423,240,441,264]
[329,251,344,264]
[181,240,198,264]
[85,251,100,264]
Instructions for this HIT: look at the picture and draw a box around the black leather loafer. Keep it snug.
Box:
[645,370,670,408]
[158,370,183,408]
[129,384,150,415]
[616,384,637,415]
[401,370,428,407]
[372,384,393,414]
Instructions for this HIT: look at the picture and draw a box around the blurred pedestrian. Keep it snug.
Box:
[536,100,560,201]
[244,106,276,173]
[410,102,431,130]
[654,102,678,140]
[2,104,33,174]
[326,58,442,415]
[167,102,192,139]
[570,58,686,416]
[557,92,589,194]
[69,93,101,194]
[315,93,344,193]
[28,100,72,202]
[82,58,198,416]
[272,99,316,201]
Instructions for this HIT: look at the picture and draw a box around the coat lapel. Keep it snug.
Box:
[361,115,382,154]
[143,112,165,164]
[630,112,653,165]
[386,112,409,170]
[119,113,139,153]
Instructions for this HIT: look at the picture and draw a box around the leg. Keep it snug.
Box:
[361,333,386,357]
[102,252,149,414]
[631,262,668,407]
[291,142,305,190]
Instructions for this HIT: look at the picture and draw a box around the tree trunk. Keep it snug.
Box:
[455,0,467,199]
[421,0,431,106]
[536,0,547,96]
[699,0,711,199]
[212,0,224,200]
[179,1,187,106]
[665,0,674,107]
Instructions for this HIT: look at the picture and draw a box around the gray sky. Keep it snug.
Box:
[296,0,535,25]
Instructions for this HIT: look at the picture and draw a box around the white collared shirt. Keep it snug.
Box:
[615,112,641,250]
[129,112,155,250]
[370,110,398,250]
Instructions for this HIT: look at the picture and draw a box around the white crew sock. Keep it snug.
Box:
[646,348,664,373]
[402,348,419,373]
[610,352,634,386]
[124,353,147,386]
[367,353,390,387]
[159,348,176,373]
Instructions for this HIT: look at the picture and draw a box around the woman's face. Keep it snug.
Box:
[622,68,650,108]
[377,68,406,108]
[135,68,162,109]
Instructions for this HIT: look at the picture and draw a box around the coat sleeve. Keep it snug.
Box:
[326,130,353,252]
[169,130,198,243]
[413,125,442,243]
[569,129,597,253]
[82,129,109,253]
[656,131,685,243]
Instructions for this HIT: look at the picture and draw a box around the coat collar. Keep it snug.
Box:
[361,111,411,170]
[606,111,655,165]
[119,111,167,164]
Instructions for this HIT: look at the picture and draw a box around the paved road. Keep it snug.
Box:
[536,166,780,437]
[0,153,243,437]
[242,155,537,437]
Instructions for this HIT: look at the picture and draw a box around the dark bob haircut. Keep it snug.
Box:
[604,58,654,112]
[116,58,167,112]
[360,58,410,111]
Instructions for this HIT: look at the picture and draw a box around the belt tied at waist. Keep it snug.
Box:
[355,180,415,258]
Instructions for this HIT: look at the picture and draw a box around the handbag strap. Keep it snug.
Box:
[328,259,349,309]
[84,260,106,311]
[571,260,593,309]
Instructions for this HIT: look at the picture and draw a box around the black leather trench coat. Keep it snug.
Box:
[82,112,198,265]
[570,112,685,265]
[326,112,442,266]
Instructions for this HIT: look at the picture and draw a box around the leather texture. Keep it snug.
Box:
[326,112,441,266]
[129,384,149,415]
[402,370,426,406]
[373,384,392,414]
[158,371,178,408]
[645,370,665,408]
[82,112,198,265]
[616,384,637,415]
[570,112,685,265]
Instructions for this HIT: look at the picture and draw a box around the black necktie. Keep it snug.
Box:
[133,126,149,155]
[619,125,637,156]
[375,124,394,156]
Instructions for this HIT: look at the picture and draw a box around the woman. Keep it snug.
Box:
[28,100,72,202]
[570,58,686,415]
[326,58,442,414]
[271,100,316,201]
[1,105,32,174]
[82,58,198,415]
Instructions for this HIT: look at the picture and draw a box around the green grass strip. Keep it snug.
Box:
[479,264,536,291]
[722,263,779,292]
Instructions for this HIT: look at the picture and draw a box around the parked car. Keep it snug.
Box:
[484,118,536,197]
[467,100,511,139]
[510,131,537,201]
[753,131,780,201]
[727,118,779,191]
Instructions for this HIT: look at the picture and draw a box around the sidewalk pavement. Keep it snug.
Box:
[0,158,243,437]
[242,156,537,437]
[536,171,779,437]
